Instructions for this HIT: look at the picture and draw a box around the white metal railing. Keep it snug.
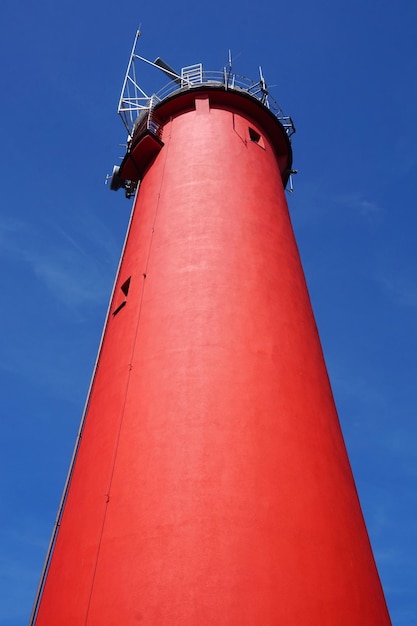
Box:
[131,107,163,141]
[117,31,295,140]
[119,70,295,138]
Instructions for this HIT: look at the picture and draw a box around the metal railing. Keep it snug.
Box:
[131,107,163,142]
[118,53,295,140]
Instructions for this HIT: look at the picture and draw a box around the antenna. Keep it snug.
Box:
[258,66,268,105]
[118,35,183,135]
[224,50,233,88]
[117,30,150,134]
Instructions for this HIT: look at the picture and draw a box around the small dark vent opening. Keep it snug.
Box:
[121,277,131,297]
[112,301,127,317]
[248,127,265,149]
[249,127,262,143]
[112,277,131,316]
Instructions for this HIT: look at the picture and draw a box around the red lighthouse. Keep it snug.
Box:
[31,33,391,625]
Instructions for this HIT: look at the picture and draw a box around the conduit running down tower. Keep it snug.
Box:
[31,32,391,625]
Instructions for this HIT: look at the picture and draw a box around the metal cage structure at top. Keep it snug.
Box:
[117,31,296,141]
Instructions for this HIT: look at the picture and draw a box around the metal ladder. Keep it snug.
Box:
[181,64,203,87]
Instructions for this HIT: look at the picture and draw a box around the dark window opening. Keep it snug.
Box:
[249,127,261,143]
[248,127,265,148]
[121,277,131,297]
[112,276,131,316]
[112,301,127,316]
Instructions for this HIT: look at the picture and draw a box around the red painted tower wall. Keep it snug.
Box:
[33,89,391,624]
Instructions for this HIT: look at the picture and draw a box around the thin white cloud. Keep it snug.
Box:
[289,182,383,227]
[33,257,106,307]
[335,191,382,216]
[377,272,417,309]
[0,531,49,623]
[0,212,120,310]
[0,215,26,245]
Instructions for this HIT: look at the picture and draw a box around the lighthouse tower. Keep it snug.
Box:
[30,33,391,625]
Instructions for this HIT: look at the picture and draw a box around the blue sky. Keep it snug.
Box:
[1,0,416,624]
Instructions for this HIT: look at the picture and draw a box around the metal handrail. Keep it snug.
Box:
[119,70,295,139]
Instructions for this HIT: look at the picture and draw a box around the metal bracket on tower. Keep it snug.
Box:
[107,166,138,199]
[285,169,298,193]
